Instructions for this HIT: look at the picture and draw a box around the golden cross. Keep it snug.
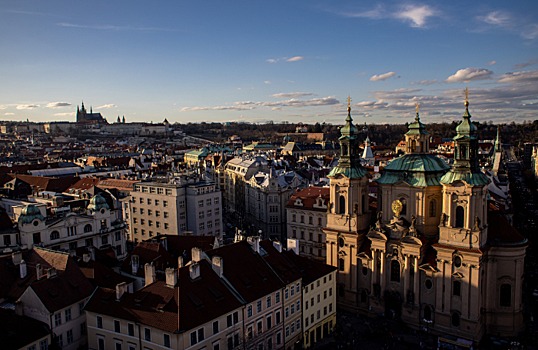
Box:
[464,87,469,103]
[415,102,420,114]
[347,96,352,108]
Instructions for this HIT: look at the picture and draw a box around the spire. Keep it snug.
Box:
[494,125,502,152]
[405,103,429,153]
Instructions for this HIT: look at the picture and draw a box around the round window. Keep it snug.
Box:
[425,279,433,290]
[338,237,345,247]
[362,266,368,275]
[33,220,39,226]
[453,256,462,268]
[100,208,105,214]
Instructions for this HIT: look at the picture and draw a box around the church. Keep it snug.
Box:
[324,95,526,342]
[76,101,107,124]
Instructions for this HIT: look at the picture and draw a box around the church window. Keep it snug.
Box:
[84,224,92,233]
[339,195,345,214]
[423,305,432,321]
[500,284,512,307]
[424,279,433,290]
[451,312,460,327]
[452,281,461,297]
[338,258,345,271]
[399,198,407,216]
[460,145,467,159]
[453,256,462,268]
[429,200,436,217]
[455,206,465,228]
[390,260,400,282]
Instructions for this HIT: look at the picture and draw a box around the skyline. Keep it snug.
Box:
[1,1,537,125]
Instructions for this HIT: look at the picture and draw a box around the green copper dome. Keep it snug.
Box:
[18,204,45,224]
[328,164,369,179]
[88,193,109,211]
[377,154,449,187]
[405,113,428,136]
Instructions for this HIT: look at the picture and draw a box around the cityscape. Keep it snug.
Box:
[1,1,538,350]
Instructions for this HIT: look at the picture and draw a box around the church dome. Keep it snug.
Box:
[18,204,45,224]
[377,154,450,187]
[87,193,110,211]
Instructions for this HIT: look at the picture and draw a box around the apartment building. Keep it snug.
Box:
[286,186,329,261]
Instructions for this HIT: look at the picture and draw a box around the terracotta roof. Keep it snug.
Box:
[85,260,243,333]
[121,242,175,277]
[206,241,285,302]
[78,259,135,289]
[98,179,138,192]
[157,235,217,262]
[13,174,79,193]
[286,186,329,211]
[67,177,100,192]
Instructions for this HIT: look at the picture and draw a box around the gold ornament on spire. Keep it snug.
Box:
[464,87,469,107]
[415,102,420,114]
[347,96,352,112]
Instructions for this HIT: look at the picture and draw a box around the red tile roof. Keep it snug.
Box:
[286,186,329,211]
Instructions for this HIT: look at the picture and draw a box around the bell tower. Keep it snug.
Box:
[324,97,371,309]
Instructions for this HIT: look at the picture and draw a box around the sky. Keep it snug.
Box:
[1,1,537,125]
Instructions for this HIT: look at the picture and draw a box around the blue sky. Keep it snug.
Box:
[1,1,537,125]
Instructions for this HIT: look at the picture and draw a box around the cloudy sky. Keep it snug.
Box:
[1,1,537,124]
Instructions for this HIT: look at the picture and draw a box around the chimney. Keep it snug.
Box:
[191,247,202,263]
[272,241,282,253]
[89,246,96,261]
[189,262,200,280]
[36,264,43,280]
[211,256,223,278]
[83,253,91,263]
[248,236,261,253]
[286,238,300,255]
[12,251,22,265]
[144,263,156,286]
[131,255,139,275]
[165,268,177,287]
[178,256,184,268]
[47,267,57,279]
[116,282,127,301]
[19,260,27,279]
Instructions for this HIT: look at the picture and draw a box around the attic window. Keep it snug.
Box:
[294,199,303,206]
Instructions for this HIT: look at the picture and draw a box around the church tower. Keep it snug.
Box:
[324,97,371,310]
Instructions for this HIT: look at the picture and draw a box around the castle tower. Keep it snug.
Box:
[324,97,371,310]
[404,103,429,154]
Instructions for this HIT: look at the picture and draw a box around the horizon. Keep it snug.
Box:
[1,1,537,125]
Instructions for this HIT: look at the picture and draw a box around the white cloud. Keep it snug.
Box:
[272,92,314,99]
[341,4,384,19]
[515,58,538,69]
[479,11,511,27]
[96,104,116,109]
[266,58,278,64]
[498,70,538,83]
[0,105,7,110]
[16,104,39,110]
[4,112,14,116]
[446,68,493,83]
[286,56,304,62]
[264,81,271,85]
[394,5,435,28]
[370,71,396,82]
[411,79,438,86]
[57,22,176,32]
[53,112,74,117]
[46,102,71,108]
[488,60,496,66]
[522,24,538,40]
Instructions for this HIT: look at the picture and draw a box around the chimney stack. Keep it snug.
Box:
[178,256,184,268]
[165,268,177,287]
[12,251,22,265]
[19,260,27,279]
[211,256,223,278]
[131,255,139,275]
[36,264,43,280]
[83,253,91,263]
[189,262,200,280]
[144,263,156,286]
[272,241,282,253]
[116,282,127,301]
[286,238,300,255]
[191,247,202,263]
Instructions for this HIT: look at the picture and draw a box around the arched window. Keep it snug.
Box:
[429,199,436,217]
[84,224,93,233]
[342,144,348,157]
[50,231,60,240]
[451,312,460,327]
[410,140,416,153]
[455,206,465,228]
[339,195,346,214]
[390,260,401,282]
[500,283,512,307]
[460,145,467,159]
[400,198,407,216]
[423,305,432,321]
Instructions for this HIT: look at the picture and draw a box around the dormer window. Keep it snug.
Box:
[294,199,303,206]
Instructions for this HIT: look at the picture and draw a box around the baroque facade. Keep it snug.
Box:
[324,97,527,342]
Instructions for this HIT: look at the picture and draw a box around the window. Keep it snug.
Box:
[429,199,437,217]
[65,308,71,322]
[214,197,219,205]
[84,224,92,233]
[207,198,212,206]
[128,323,134,336]
[140,208,144,215]
[453,255,462,268]
[81,321,87,335]
[390,260,401,282]
[247,305,253,317]
[339,195,345,214]
[276,332,282,345]
[424,305,432,321]
[257,319,263,334]
[50,231,60,240]
[39,339,48,350]
[144,328,151,341]
[98,337,105,350]
[213,320,219,335]
[164,212,169,218]
[453,280,461,297]
[147,199,151,205]
[96,315,102,329]
[266,315,272,330]
[198,200,204,207]
[400,198,407,216]
[164,334,171,348]
[285,288,289,299]
[257,300,262,313]
[155,199,160,205]
[455,206,465,228]
[500,283,512,307]
[266,296,271,308]
[339,258,345,271]
[115,320,121,332]
[198,328,205,342]
[55,313,61,326]
[425,279,433,290]
[163,200,168,207]
[190,331,197,346]
[155,210,160,217]
[67,329,73,344]
[275,291,280,303]
[276,311,281,324]
[148,209,152,216]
